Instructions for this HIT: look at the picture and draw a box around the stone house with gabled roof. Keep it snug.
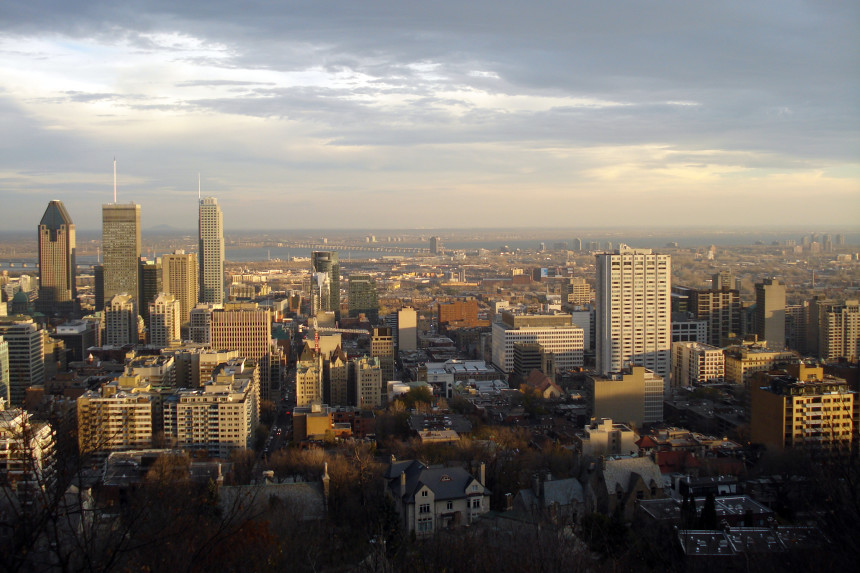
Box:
[581,455,665,521]
[384,457,491,536]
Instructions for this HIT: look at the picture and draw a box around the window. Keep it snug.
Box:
[417,518,433,532]
[471,498,481,509]
[421,490,428,497]
[419,504,431,514]
[446,501,453,510]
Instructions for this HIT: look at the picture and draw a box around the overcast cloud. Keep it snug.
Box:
[0,0,857,231]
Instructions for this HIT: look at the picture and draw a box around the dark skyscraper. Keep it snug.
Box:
[37,200,77,316]
[312,251,340,317]
[348,274,378,322]
[102,203,141,307]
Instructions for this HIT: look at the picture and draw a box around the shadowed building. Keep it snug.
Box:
[102,203,141,308]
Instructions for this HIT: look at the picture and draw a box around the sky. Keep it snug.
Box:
[1,1,858,232]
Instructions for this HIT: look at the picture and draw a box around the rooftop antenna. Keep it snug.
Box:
[198,173,201,201]
[113,157,117,203]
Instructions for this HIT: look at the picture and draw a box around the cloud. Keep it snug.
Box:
[0,1,857,231]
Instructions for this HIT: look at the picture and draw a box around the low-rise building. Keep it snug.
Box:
[576,418,638,456]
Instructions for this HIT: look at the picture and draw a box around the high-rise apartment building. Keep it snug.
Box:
[348,274,378,321]
[189,303,220,344]
[311,251,340,317]
[77,373,154,454]
[198,197,225,305]
[36,200,77,316]
[688,287,741,347]
[755,278,786,349]
[596,247,671,379]
[816,301,860,362]
[0,318,45,405]
[102,203,141,308]
[163,358,259,458]
[162,250,198,332]
[104,293,137,346]
[491,311,584,374]
[354,356,384,409]
[148,293,181,348]
[671,341,725,388]
[751,366,857,452]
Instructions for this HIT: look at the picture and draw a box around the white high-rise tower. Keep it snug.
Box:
[199,196,224,304]
[596,246,671,379]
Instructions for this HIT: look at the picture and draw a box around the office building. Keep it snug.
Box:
[311,251,340,317]
[596,247,671,380]
[296,355,323,408]
[491,311,584,374]
[755,279,786,349]
[162,250,198,333]
[430,236,442,255]
[209,303,274,399]
[671,312,708,343]
[585,366,664,428]
[102,203,141,307]
[0,318,45,405]
[348,274,378,322]
[751,365,857,452]
[36,200,77,317]
[437,298,483,329]
[149,293,181,348]
[671,341,725,387]
[138,257,161,327]
[310,272,332,317]
[198,196,225,305]
[104,293,137,346]
[785,302,809,354]
[397,307,418,352]
[189,303,220,344]
[576,418,638,457]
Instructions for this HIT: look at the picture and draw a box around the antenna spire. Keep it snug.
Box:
[113,157,117,203]
[198,173,201,201]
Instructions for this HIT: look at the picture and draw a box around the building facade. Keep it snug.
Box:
[102,203,141,307]
[148,293,181,348]
[596,247,671,379]
[198,197,225,305]
[104,293,137,346]
[492,311,584,374]
[0,318,45,406]
[755,278,786,349]
[162,250,198,332]
[311,251,340,317]
[671,341,725,387]
[36,200,77,317]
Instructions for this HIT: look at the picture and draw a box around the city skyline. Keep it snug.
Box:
[1,2,857,232]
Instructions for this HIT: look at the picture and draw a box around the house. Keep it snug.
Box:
[384,457,491,536]
[524,369,564,399]
[581,455,665,521]
[512,473,584,524]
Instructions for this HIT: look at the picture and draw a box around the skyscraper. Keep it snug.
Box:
[199,197,225,304]
[0,335,9,405]
[102,203,141,308]
[348,274,378,321]
[596,246,671,380]
[0,317,45,405]
[138,257,162,328]
[755,278,786,349]
[311,251,340,317]
[37,200,77,317]
[162,250,198,332]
